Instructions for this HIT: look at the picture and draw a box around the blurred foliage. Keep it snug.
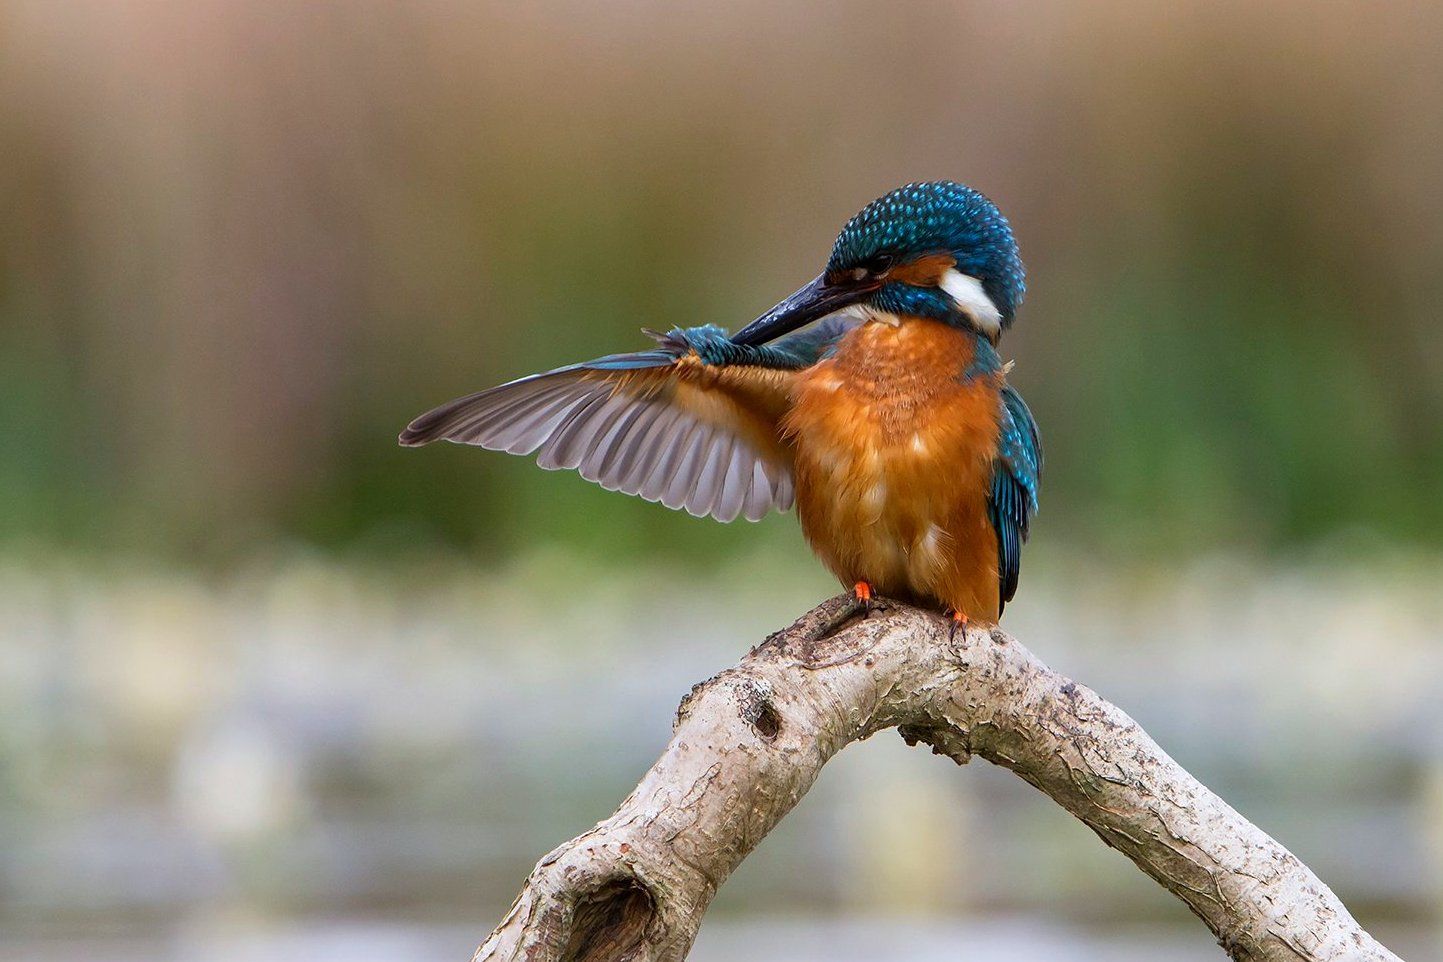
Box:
[1,0,1441,567]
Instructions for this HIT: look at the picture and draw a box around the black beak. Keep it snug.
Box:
[730,273,875,346]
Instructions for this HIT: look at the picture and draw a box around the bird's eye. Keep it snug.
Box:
[846,253,894,283]
[865,253,895,275]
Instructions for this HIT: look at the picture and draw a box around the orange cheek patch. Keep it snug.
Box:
[887,252,956,287]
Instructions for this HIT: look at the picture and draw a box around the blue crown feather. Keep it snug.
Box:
[828,181,1025,326]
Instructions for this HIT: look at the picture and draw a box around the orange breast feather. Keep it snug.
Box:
[784,319,1004,622]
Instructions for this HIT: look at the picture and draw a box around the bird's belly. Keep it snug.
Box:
[790,426,997,610]
[784,320,1003,619]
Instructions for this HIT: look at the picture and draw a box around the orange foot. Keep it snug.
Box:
[852,581,876,613]
[947,609,969,642]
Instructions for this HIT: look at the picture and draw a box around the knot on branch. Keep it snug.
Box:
[476,841,669,962]
[737,678,781,741]
[674,673,782,744]
[562,879,656,962]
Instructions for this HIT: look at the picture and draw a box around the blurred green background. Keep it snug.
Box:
[1,1,1441,960]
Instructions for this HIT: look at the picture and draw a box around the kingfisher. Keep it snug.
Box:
[400,181,1041,630]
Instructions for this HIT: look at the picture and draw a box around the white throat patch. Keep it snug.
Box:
[939,268,1002,335]
[838,303,900,327]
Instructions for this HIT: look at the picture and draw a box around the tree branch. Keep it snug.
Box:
[474,595,1404,962]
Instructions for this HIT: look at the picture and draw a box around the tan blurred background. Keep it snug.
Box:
[1,1,1441,959]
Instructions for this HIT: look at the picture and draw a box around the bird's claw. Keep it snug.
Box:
[947,609,968,642]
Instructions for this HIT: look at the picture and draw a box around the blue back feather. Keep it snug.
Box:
[989,385,1042,612]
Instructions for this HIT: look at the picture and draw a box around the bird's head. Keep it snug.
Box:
[732,181,1024,346]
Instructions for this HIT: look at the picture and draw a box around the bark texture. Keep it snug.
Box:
[474,595,1404,962]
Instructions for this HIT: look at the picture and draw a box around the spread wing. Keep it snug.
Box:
[989,384,1042,613]
[399,321,855,523]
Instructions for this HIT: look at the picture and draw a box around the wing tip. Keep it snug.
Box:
[399,392,486,447]
[398,416,444,447]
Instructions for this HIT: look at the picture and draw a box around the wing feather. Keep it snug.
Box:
[662,425,712,512]
[742,462,772,523]
[626,409,689,498]
[588,402,653,492]
[641,415,702,505]
[715,441,752,524]
[535,387,613,471]
[491,387,587,454]
[690,434,734,520]
[401,331,803,523]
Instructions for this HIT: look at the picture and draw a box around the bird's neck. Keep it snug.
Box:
[846,313,999,370]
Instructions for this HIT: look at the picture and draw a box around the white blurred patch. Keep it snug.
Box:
[174,719,306,842]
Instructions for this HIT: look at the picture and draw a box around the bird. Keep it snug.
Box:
[400,181,1041,630]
